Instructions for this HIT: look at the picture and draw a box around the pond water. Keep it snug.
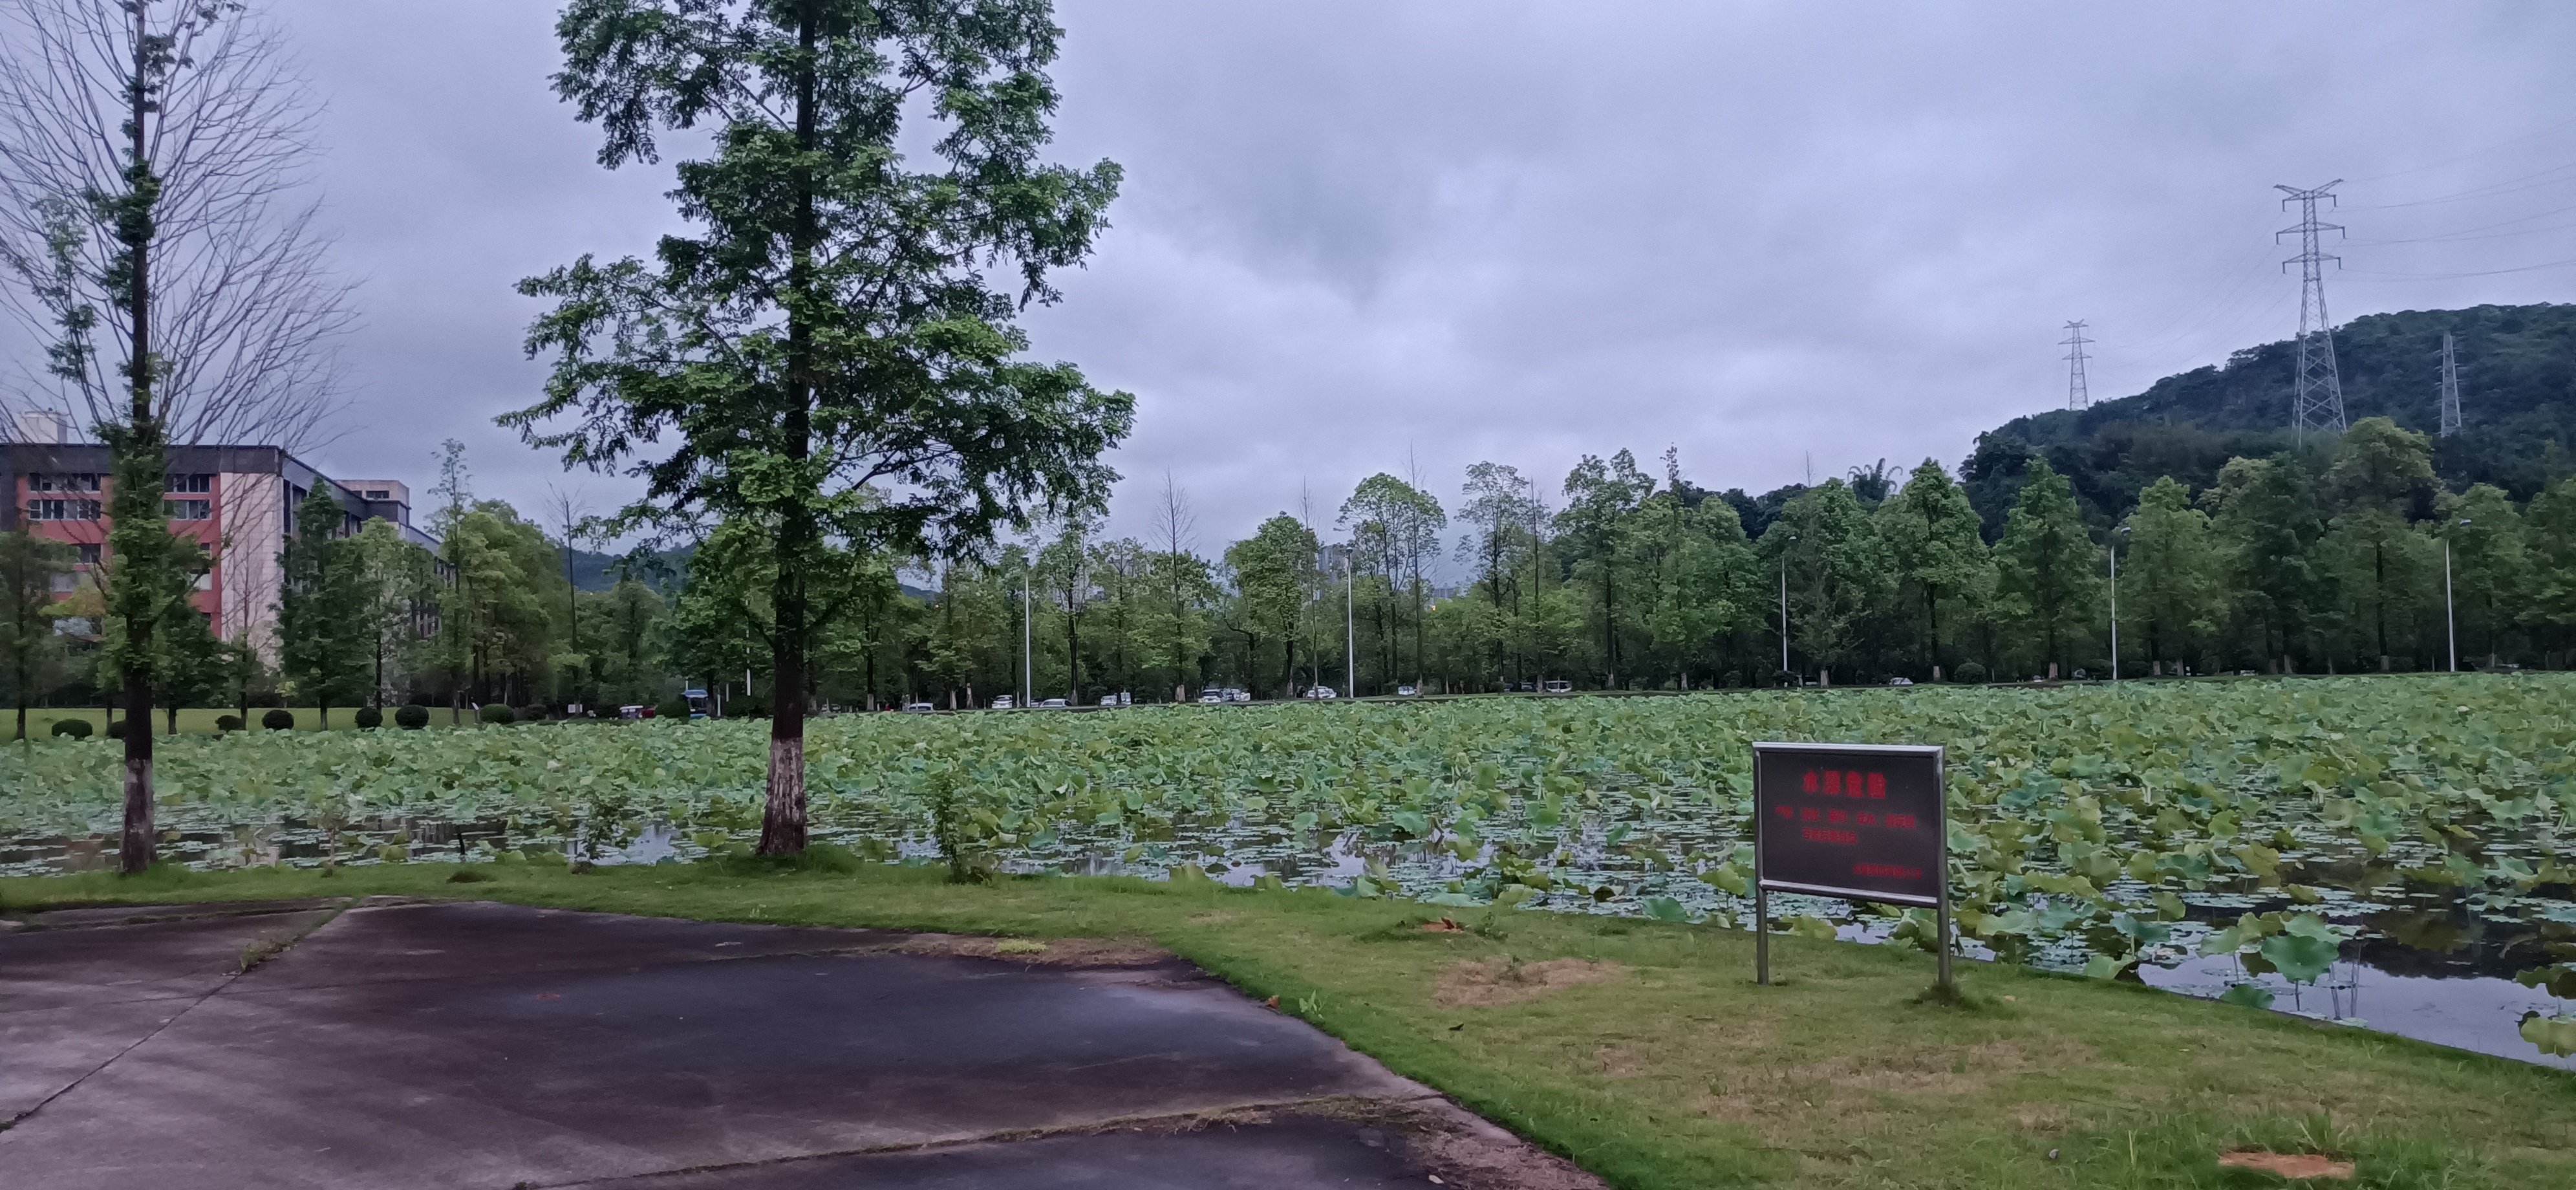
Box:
[10,780,2574,1070]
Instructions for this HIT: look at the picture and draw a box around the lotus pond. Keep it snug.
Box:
[8,676,2576,1066]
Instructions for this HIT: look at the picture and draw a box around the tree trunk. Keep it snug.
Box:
[116,6,158,876]
[756,3,820,856]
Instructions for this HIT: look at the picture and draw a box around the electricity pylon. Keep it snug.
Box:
[2438,331,2462,437]
[2060,320,2093,411]
[2277,181,2348,441]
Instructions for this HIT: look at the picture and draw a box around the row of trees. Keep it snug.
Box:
[780,416,2576,708]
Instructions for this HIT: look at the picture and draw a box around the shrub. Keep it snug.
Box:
[395,704,429,730]
[105,719,126,739]
[353,706,383,730]
[215,714,243,732]
[656,698,692,720]
[517,704,548,723]
[1953,660,1989,684]
[50,718,91,739]
[262,709,295,731]
[731,695,770,718]
[478,703,514,725]
[1772,669,1798,688]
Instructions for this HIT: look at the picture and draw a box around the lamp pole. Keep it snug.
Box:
[2109,526,2129,682]
[1344,547,1356,697]
[2446,518,2469,673]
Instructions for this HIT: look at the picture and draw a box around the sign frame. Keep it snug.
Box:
[1750,741,1949,991]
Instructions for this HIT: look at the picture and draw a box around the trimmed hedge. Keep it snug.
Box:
[50,719,91,739]
[656,698,692,721]
[395,704,429,730]
[478,704,514,726]
[105,719,126,739]
[1953,660,1989,684]
[353,706,383,730]
[215,714,242,732]
[262,709,295,731]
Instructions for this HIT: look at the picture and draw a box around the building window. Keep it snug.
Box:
[77,543,101,565]
[363,489,388,500]
[27,498,101,521]
[173,473,211,493]
[28,473,100,493]
[166,499,212,521]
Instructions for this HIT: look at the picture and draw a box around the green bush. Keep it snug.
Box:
[215,714,243,732]
[262,709,295,731]
[105,719,126,739]
[395,704,429,730]
[50,718,91,739]
[1953,661,1988,684]
[478,703,514,725]
[517,704,548,723]
[353,706,383,729]
[656,698,692,720]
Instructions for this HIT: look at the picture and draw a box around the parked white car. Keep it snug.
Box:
[991,695,1015,709]
[1303,686,1337,700]
[1395,685,1417,697]
[904,702,936,712]
[1541,680,1573,694]
[1197,691,1225,704]
[1887,677,1913,687]
[1041,698,1068,709]
[1228,688,1252,703]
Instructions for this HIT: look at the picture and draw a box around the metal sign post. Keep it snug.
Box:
[1751,742,1949,992]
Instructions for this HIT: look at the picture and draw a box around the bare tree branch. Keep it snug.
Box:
[0,0,353,453]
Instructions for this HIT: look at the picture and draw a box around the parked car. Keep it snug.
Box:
[1197,691,1225,704]
[1541,680,1573,694]
[991,695,1015,710]
[1395,685,1417,697]
[904,702,936,712]
[1887,677,1913,687]
[1229,688,1252,703]
[1041,698,1068,709]
[618,705,645,720]
[1303,686,1336,700]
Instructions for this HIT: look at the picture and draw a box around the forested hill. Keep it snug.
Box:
[1959,302,2576,536]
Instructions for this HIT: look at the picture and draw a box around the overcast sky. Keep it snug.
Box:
[15,1,2576,559]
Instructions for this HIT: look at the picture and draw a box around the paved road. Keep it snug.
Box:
[1,897,1596,1189]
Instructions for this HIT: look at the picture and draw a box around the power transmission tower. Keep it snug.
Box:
[2059,320,2094,410]
[2438,331,2462,437]
[2277,181,2348,440]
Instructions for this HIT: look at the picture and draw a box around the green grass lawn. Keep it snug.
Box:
[7,857,2570,1189]
[3,705,482,737]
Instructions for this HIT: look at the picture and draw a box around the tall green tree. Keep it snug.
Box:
[2119,477,2222,672]
[2324,418,2438,669]
[350,519,435,707]
[2527,475,2576,654]
[511,0,1133,854]
[2438,483,2530,667]
[1876,459,1990,676]
[2206,457,2332,671]
[1,1,350,870]
[1765,479,1891,682]
[1993,458,2103,677]
[1225,514,1315,698]
[1556,451,1651,687]
[0,530,76,741]
[277,486,365,726]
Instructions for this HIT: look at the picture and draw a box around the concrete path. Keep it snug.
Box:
[1,897,1598,1189]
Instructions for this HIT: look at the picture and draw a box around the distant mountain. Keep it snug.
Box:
[567,545,691,593]
[1960,303,2576,535]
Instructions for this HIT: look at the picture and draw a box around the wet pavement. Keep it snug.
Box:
[0,898,1596,1189]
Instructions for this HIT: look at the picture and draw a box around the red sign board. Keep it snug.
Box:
[1752,742,1946,908]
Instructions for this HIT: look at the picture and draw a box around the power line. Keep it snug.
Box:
[2277,181,2348,441]
[2059,320,2093,411]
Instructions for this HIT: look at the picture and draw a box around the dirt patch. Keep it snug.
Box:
[886,933,1170,967]
[1299,1097,1609,1190]
[1594,1046,1649,1079]
[1437,958,1627,1007]
[2218,1151,2355,1179]
[1183,911,1242,925]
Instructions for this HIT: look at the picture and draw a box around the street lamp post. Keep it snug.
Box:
[2447,519,2470,673]
[2109,526,2129,682]
[1344,548,1355,698]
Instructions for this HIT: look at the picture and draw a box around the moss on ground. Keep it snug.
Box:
[7,857,2571,1189]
